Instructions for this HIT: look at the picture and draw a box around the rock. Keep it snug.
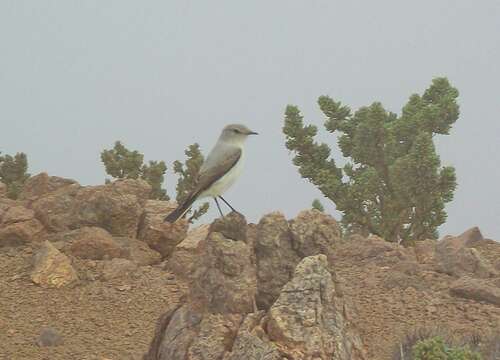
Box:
[65,227,126,260]
[253,212,300,310]
[29,183,81,232]
[100,258,138,281]
[289,209,341,259]
[0,205,45,247]
[335,234,396,263]
[267,255,366,360]
[225,312,281,360]
[29,178,150,236]
[210,212,248,242]
[36,327,64,347]
[31,241,78,288]
[192,229,257,314]
[73,179,151,237]
[20,173,78,201]
[450,277,500,306]
[436,234,496,278]
[113,237,161,266]
[168,224,209,279]
[138,200,188,257]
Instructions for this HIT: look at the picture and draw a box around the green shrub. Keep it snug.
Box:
[0,152,30,199]
[412,336,482,360]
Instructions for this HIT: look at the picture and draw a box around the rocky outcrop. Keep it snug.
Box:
[137,200,188,257]
[0,205,45,247]
[145,212,366,360]
[450,277,500,306]
[267,255,365,360]
[31,241,78,288]
[20,173,78,201]
[436,228,497,278]
[27,177,151,236]
[63,227,126,260]
[168,224,209,279]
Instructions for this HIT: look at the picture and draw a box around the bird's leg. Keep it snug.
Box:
[218,196,241,215]
[213,197,224,218]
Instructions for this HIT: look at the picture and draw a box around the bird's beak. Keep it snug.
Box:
[247,131,258,135]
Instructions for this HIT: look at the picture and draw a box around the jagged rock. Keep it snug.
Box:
[64,227,126,260]
[254,212,300,310]
[20,173,78,201]
[168,224,209,279]
[100,258,138,281]
[0,205,45,247]
[335,234,397,263]
[224,311,281,360]
[29,183,81,232]
[210,212,248,242]
[36,327,64,347]
[31,241,78,288]
[192,228,257,314]
[29,178,150,236]
[450,277,500,306]
[267,254,366,360]
[436,230,496,278]
[73,179,151,237]
[138,200,188,257]
[289,209,341,260]
[113,237,161,266]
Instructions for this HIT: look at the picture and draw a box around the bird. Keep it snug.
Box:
[164,123,258,223]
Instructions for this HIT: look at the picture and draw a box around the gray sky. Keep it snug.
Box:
[1,1,499,239]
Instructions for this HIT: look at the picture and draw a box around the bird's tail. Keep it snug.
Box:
[164,192,198,223]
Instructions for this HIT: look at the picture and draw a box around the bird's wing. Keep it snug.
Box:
[191,146,242,198]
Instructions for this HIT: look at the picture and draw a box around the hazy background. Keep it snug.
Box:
[1,1,499,238]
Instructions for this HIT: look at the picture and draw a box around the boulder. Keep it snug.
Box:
[168,224,209,279]
[253,212,300,310]
[29,178,150,236]
[210,212,248,242]
[138,200,188,257]
[0,205,45,247]
[450,277,500,306]
[267,255,366,360]
[20,173,78,201]
[289,209,341,259]
[31,241,78,288]
[73,179,151,237]
[64,227,126,260]
[436,232,496,278]
[414,239,437,265]
[224,312,281,360]
[113,237,161,266]
[191,229,257,314]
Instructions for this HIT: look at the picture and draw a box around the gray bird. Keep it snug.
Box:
[164,124,258,223]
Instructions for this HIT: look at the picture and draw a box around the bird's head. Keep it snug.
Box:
[220,124,258,144]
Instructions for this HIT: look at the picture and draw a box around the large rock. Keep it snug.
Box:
[191,229,257,314]
[289,209,342,260]
[224,312,281,360]
[20,173,78,201]
[267,255,366,360]
[254,212,300,310]
[64,227,126,260]
[168,224,209,279]
[450,277,500,306]
[0,205,45,247]
[29,178,151,236]
[31,241,78,288]
[73,179,151,237]
[436,229,496,278]
[138,200,188,257]
[113,236,161,266]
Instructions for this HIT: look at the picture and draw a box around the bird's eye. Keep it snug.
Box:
[233,129,240,133]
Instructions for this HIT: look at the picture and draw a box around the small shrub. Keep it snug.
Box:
[0,152,30,199]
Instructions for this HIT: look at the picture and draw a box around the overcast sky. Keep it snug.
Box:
[1,1,499,239]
